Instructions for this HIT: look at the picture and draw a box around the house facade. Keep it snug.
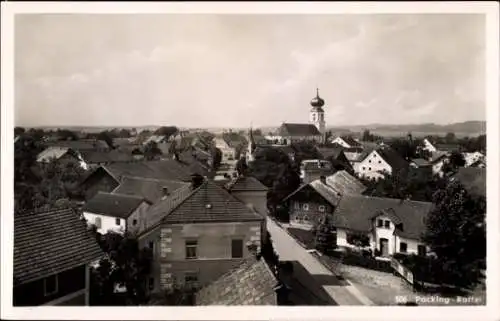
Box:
[354,148,408,180]
[214,137,236,163]
[463,151,485,167]
[277,123,322,145]
[82,192,151,235]
[332,195,433,258]
[137,178,265,293]
[299,159,335,183]
[13,207,103,306]
[225,175,269,219]
[330,136,362,149]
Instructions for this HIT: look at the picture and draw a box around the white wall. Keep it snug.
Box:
[331,137,351,148]
[373,215,397,255]
[394,235,428,255]
[422,139,437,153]
[355,150,392,180]
[83,211,126,235]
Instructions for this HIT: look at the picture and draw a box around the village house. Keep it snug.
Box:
[214,136,237,163]
[82,192,152,235]
[421,138,460,155]
[276,123,323,145]
[225,175,269,219]
[143,135,171,154]
[330,135,363,149]
[354,147,409,180]
[45,139,110,152]
[463,151,485,167]
[78,149,136,170]
[80,159,209,201]
[299,159,335,184]
[36,147,86,169]
[136,176,265,293]
[283,171,366,229]
[332,195,434,258]
[428,152,451,177]
[13,207,103,306]
[111,176,190,204]
[409,158,433,177]
[317,146,353,171]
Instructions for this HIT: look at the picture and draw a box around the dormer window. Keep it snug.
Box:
[384,220,390,228]
[377,219,383,227]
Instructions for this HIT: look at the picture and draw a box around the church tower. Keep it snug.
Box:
[246,126,256,163]
[309,88,326,142]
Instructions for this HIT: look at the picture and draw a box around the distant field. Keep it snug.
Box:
[365,131,484,138]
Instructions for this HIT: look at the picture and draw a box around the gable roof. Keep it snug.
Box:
[429,151,451,163]
[279,123,321,137]
[339,136,362,147]
[104,160,200,182]
[113,176,190,203]
[145,180,263,228]
[226,175,269,192]
[332,195,433,239]
[283,180,340,207]
[372,147,409,170]
[36,147,72,163]
[451,167,486,197]
[14,207,103,285]
[410,158,431,167]
[196,258,277,305]
[325,170,366,195]
[317,147,345,160]
[82,192,149,219]
[79,149,134,164]
[45,139,109,151]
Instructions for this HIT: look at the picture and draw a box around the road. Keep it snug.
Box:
[266,217,373,306]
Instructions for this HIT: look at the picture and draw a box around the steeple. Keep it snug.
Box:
[310,88,325,108]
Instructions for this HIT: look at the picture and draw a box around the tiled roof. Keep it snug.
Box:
[196,258,277,305]
[14,207,104,285]
[344,151,363,162]
[429,151,451,163]
[36,147,72,162]
[375,147,409,170]
[104,160,200,182]
[340,136,362,147]
[112,176,190,203]
[451,167,486,197]
[410,158,431,167]
[82,192,149,219]
[79,149,134,164]
[317,147,345,159]
[226,175,269,192]
[147,179,263,226]
[283,180,340,207]
[332,195,433,239]
[325,170,366,195]
[279,123,321,137]
[46,139,109,151]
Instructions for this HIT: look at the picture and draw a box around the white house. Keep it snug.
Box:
[299,159,334,183]
[332,195,433,258]
[463,151,485,167]
[422,138,437,153]
[429,152,451,177]
[354,147,408,180]
[82,192,151,235]
[214,137,236,163]
[330,136,362,149]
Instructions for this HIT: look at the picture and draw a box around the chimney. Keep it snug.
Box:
[320,175,327,184]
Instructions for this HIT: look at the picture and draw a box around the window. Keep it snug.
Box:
[185,240,198,259]
[377,219,383,227]
[418,245,427,256]
[303,215,309,222]
[378,160,381,164]
[303,204,309,211]
[231,239,244,258]
[369,160,372,163]
[43,275,58,296]
[294,202,300,210]
[94,217,102,229]
[148,278,155,290]
[384,220,390,228]
[368,167,372,171]
[400,242,408,253]
[133,219,138,226]
[318,205,326,212]
[362,166,366,170]
[115,218,121,226]
[149,241,154,250]
[184,272,199,289]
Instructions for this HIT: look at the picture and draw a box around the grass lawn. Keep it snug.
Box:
[287,227,315,250]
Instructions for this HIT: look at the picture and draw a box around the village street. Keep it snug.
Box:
[266,217,373,306]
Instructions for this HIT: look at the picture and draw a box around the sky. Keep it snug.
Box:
[14,14,485,128]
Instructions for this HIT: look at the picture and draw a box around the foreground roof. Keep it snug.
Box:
[14,207,103,285]
[332,195,433,239]
[196,258,277,305]
[82,192,149,218]
[279,123,321,137]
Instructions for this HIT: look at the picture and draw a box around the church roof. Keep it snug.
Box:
[279,123,321,137]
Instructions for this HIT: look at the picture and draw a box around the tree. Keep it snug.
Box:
[235,157,248,176]
[315,214,336,255]
[155,126,178,139]
[97,131,115,149]
[14,126,26,136]
[143,141,162,160]
[445,132,456,144]
[362,129,373,142]
[422,181,486,290]
[118,128,131,138]
[57,129,79,141]
[89,231,153,305]
[388,138,417,160]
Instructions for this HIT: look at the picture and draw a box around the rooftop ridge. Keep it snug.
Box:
[341,194,433,206]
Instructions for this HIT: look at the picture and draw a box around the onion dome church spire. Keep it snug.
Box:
[310,88,325,109]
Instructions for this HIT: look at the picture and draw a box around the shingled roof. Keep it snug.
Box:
[196,258,278,305]
[283,180,341,207]
[325,170,366,195]
[279,123,321,137]
[45,139,109,151]
[82,192,149,219]
[451,167,486,198]
[225,175,268,192]
[339,136,362,148]
[104,159,203,182]
[14,207,103,285]
[332,195,433,239]
[79,149,134,164]
[112,176,190,203]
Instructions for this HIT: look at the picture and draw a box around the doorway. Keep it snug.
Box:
[379,238,389,257]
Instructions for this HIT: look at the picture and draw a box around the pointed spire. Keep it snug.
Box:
[316,87,320,98]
